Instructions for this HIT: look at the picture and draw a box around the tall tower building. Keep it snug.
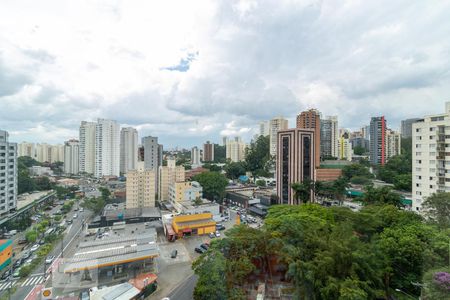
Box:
[95,119,120,177]
[412,102,450,212]
[64,139,79,175]
[18,142,35,158]
[369,116,387,165]
[259,121,270,137]
[191,146,200,166]
[226,137,247,162]
[297,109,321,166]
[0,130,17,216]
[401,118,421,139]
[203,141,215,162]
[320,116,338,158]
[120,127,138,174]
[158,157,185,201]
[385,129,401,159]
[142,136,162,171]
[126,162,156,208]
[276,128,315,205]
[79,121,96,174]
[269,117,288,156]
[338,132,353,161]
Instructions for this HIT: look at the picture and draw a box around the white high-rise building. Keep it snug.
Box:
[64,140,79,175]
[320,116,339,158]
[269,117,288,156]
[412,102,450,212]
[79,121,96,174]
[120,127,138,174]
[386,129,401,159]
[191,146,200,166]
[18,142,35,158]
[259,121,270,137]
[226,137,247,162]
[0,130,17,216]
[95,119,120,177]
[142,136,162,171]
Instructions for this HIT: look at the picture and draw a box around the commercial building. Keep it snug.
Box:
[401,118,421,139]
[64,139,79,175]
[350,137,370,152]
[17,142,35,158]
[34,143,64,163]
[386,129,401,159]
[0,240,12,271]
[191,146,200,166]
[412,102,450,212]
[369,116,387,165]
[79,121,97,174]
[168,181,202,205]
[126,163,156,209]
[142,136,163,171]
[320,116,338,158]
[361,125,370,140]
[269,117,289,156]
[338,132,353,161]
[95,119,120,177]
[259,121,270,137]
[0,130,17,216]
[172,213,216,237]
[120,127,138,174]
[297,109,321,166]
[203,141,215,162]
[29,166,53,176]
[158,158,185,201]
[276,128,316,205]
[226,137,247,162]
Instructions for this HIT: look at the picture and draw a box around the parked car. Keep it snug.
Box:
[80,291,90,300]
[38,239,45,245]
[18,239,27,245]
[170,249,178,258]
[200,243,209,251]
[23,251,31,259]
[0,269,11,281]
[215,230,221,237]
[209,232,215,239]
[45,255,55,264]
[79,208,84,212]
[73,214,78,219]
[12,268,20,278]
[13,259,22,269]
[30,244,40,252]
[195,247,206,254]
[67,219,73,225]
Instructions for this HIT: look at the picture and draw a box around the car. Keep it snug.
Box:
[170,249,178,258]
[209,232,215,238]
[22,251,31,259]
[200,243,209,251]
[12,268,20,278]
[195,247,206,254]
[73,214,78,219]
[18,238,27,245]
[45,255,55,264]
[79,208,84,212]
[215,231,221,237]
[30,244,39,252]
[13,259,22,269]
[80,291,90,300]
[38,239,45,245]
[0,269,11,281]
[67,219,73,224]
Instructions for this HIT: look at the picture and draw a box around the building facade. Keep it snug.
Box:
[142,136,162,171]
[296,109,321,166]
[226,137,247,162]
[269,117,288,156]
[401,118,421,139]
[369,116,387,165]
[412,102,450,212]
[0,130,17,216]
[203,141,214,162]
[338,133,353,161]
[158,158,185,201]
[276,128,315,205]
[63,139,79,175]
[120,127,138,174]
[386,129,401,159]
[95,119,120,177]
[79,121,97,174]
[320,116,338,159]
[168,181,203,205]
[191,146,200,166]
[18,142,35,158]
[259,121,270,137]
[126,162,156,208]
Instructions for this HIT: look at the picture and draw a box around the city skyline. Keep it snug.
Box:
[1,1,449,147]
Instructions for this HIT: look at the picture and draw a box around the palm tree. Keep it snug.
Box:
[291,179,314,205]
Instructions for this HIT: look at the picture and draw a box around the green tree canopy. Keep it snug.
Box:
[224,161,246,180]
[244,135,271,179]
[192,171,229,201]
[422,192,450,229]
[362,186,404,208]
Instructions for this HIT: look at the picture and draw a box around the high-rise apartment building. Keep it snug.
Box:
[126,162,156,208]
[95,119,120,177]
[259,121,270,137]
[361,125,371,140]
[338,133,353,161]
[401,118,421,139]
[276,128,315,205]
[18,142,35,158]
[158,157,185,201]
[297,109,321,166]
[412,102,450,212]
[320,116,338,159]
[142,136,162,171]
[386,129,401,159]
[120,127,138,174]
[79,121,96,174]
[269,117,289,156]
[369,116,387,165]
[64,139,79,175]
[191,146,200,166]
[226,137,247,162]
[203,141,214,162]
[0,130,17,216]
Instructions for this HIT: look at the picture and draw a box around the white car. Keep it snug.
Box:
[73,214,78,219]
[30,244,39,252]
[215,230,221,237]
[45,255,55,264]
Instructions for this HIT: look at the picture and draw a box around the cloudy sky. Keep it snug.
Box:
[1,0,449,148]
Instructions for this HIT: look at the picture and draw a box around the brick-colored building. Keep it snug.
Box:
[296,109,321,166]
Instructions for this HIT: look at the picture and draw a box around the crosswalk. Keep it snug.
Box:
[0,275,46,291]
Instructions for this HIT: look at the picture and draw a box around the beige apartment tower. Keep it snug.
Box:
[158,158,185,201]
[126,162,156,208]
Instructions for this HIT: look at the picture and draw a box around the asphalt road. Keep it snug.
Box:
[167,274,198,300]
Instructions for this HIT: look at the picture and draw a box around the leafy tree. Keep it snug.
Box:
[213,144,226,163]
[342,164,373,182]
[25,230,37,243]
[35,176,52,190]
[422,192,450,229]
[256,179,266,187]
[362,186,403,208]
[192,172,228,201]
[193,197,202,206]
[99,187,111,201]
[18,156,41,168]
[422,268,450,299]
[291,179,313,204]
[193,248,227,300]
[244,135,271,179]
[353,145,366,155]
[332,177,350,204]
[224,162,246,180]
[393,174,412,191]
[81,197,105,214]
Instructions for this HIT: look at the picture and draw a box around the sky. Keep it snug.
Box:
[0,0,450,148]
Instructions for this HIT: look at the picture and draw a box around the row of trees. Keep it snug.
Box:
[81,186,111,214]
[18,156,56,194]
[194,196,450,299]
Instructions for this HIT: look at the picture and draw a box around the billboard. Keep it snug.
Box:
[0,239,12,271]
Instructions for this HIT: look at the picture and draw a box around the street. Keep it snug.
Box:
[167,274,198,300]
